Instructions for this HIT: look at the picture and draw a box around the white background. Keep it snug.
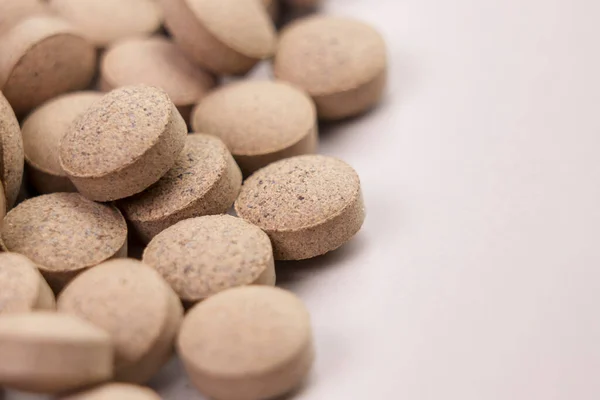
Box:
[8,0,600,399]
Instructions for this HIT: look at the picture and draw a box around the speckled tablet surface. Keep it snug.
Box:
[191,80,317,175]
[143,215,275,304]
[61,383,161,400]
[0,93,23,209]
[235,155,365,260]
[1,193,128,291]
[48,0,162,47]
[178,286,314,400]
[0,16,97,116]
[59,85,187,201]
[21,91,102,194]
[58,259,183,383]
[119,134,242,242]
[274,16,387,120]
[100,37,216,122]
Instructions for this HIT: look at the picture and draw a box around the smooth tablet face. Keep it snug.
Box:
[0,93,24,209]
[1,193,127,279]
[143,215,274,302]
[58,259,173,371]
[178,285,312,379]
[60,86,172,178]
[0,312,109,341]
[192,80,316,156]
[61,383,161,400]
[49,0,162,47]
[0,253,53,314]
[22,92,102,191]
[101,37,215,111]
[274,16,387,96]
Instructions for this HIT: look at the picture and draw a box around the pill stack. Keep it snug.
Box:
[0,0,387,398]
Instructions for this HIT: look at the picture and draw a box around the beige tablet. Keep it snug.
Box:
[0,93,23,208]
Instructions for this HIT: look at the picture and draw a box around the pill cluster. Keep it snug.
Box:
[0,0,386,398]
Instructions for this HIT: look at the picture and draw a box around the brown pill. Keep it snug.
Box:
[191,80,317,176]
[59,85,187,201]
[0,16,97,116]
[0,253,55,314]
[48,0,162,48]
[119,134,242,242]
[235,155,365,260]
[274,16,387,120]
[21,91,102,194]
[0,93,23,209]
[58,259,183,383]
[61,383,161,400]
[1,193,128,291]
[178,286,314,400]
[100,36,216,123]
[143,215,275,304]
[0,312,113,393]
[160,0,277,75]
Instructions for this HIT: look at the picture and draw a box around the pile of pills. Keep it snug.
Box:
[0,0,386,398]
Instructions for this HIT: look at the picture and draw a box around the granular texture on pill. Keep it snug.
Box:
[160,0,277,75]
[1,193,128,291]
[120,134,242,242]
[48,0,162,47]
[100,36,216,123]
[21,91,102,194]
[59,85,187,201]
[235,155,365,260]
[58,259,183,383]
[0,16,97,116]
[0,93,24,209]
[191,80,317,175]
[178,286,314,400]
[0,253,55,314]
[0,0,48,35]
[143,215,275,304]
[274,16,387,120]
[0,312,113,393]
[61,383,161,400]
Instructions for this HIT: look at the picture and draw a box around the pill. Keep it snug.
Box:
[119,134,242,242]
[274,16,387,120]
[0,253,55,314]
[178,286,314,400]
[160,0,277,75]
[0,93,23,209]
[0,16,97,116]
[0,312,113,393]
[263,0,279,21]
[100,36,216,123]
[235,155,365,260]
[0,0,48,35]
[48,0,163,48]
[0,184,5,228]
[1,193,128,291]
[21,91,103,195]
[61,383,161,400]
[191,80,317,176]
[143,215,275,304]
[58,259,183,383]
[59,85,187,201]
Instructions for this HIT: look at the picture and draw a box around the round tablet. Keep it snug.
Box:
[0,253,55,314]
[0,312,113,393]
[0,0,48,35]
[21,91,102,195]
[160,0,277,75]
[178,286,314,400]
[1,193,128,291]
[59,85,187,201]
[143,215,275,304]
[100,37,216,123]
[0,16,97,116]
[191,80,317,176]
[48,0,162,48]
[119,134,242,242]
[58,259,183,383]
[274,16,387,120]
[235,155,365,260]
[61,383,161,400]
[0,93,23,209]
